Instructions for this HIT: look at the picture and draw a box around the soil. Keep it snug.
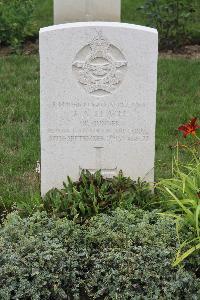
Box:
[160,44,200,59]
[0,40,200,59]
[0,40,39,56]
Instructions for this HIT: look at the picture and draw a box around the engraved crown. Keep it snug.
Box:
[90,33,110,52]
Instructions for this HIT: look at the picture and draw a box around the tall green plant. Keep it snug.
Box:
[158,157,200,265]
[138,0,195,49]
[157,117,200,266]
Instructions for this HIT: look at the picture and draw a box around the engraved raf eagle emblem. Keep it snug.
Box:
[72,33,127,96]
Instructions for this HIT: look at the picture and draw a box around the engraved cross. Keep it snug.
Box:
[79,147,117,178]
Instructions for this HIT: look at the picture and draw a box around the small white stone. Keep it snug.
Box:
[35,161,41,174]
[40,22,158,195]
[54,0,121,24]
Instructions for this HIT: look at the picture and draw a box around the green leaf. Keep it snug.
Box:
[173,242,200,266]
[195,204,200,237]
[79,202,86,215]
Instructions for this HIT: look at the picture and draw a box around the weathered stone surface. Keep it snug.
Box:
[54,0,121,24]
[40,22,158,195]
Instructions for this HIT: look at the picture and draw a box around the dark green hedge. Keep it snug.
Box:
[0,0,36,48]
[0,209,199,299]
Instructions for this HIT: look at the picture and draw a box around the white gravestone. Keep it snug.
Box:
[40,22,158,195]
[54,0,121,24]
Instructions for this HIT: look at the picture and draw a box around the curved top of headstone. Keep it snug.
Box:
[40,22,157,35]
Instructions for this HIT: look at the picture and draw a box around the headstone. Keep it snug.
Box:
[40,22,158,195]
[54,0,121,24]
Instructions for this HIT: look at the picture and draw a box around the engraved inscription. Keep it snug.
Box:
[49,134,149,143]
[48,100,150,144]
[72,33,127,96]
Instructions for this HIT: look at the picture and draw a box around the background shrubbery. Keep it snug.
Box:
[0,209,199,299]
[0,0,36,48]
[138,0,197,49]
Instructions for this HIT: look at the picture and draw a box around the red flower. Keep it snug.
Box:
[178,117,200,138]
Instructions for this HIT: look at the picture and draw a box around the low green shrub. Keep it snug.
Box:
[0,0,36,49]
[43,170,156,222]
[138,0,195,49]
[0,209,199,299]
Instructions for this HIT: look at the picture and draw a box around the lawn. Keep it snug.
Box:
[0,55,200,208]
[0,56,40,208]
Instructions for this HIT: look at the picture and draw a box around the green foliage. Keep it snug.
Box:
[43,170,155,222]
[158,149,200,266]
[0,0,36,49]
[0,209,199,299]
[138,0,195,49]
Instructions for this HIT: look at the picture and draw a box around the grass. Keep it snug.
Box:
[121,0,146,25]
[0,56,40,207]
[0,55,200,208]
[156,58,200,177]
[34,0,53,30]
